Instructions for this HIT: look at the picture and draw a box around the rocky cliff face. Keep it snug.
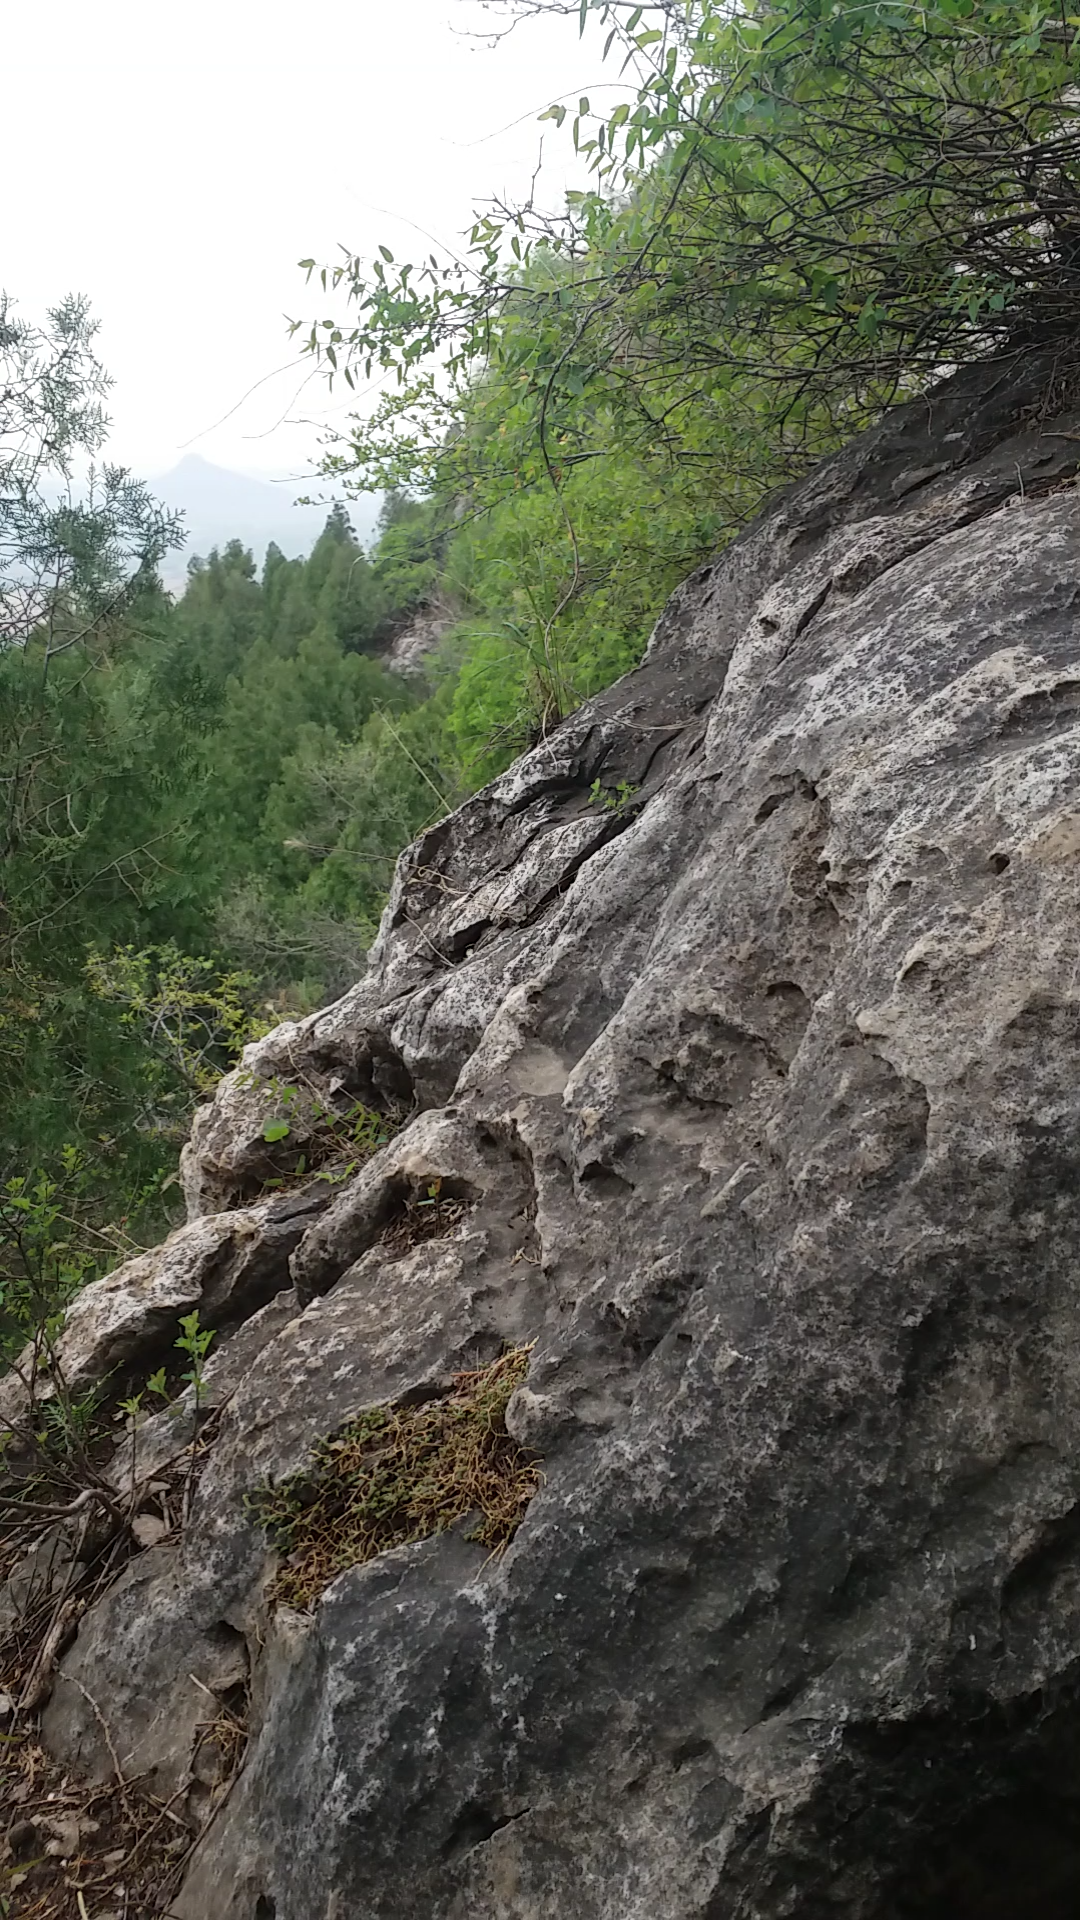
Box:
[383,601,455,677]
[10,345,1080,1919]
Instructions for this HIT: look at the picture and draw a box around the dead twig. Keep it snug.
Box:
[17,1594,83,1712]
[53,1672,133,1805]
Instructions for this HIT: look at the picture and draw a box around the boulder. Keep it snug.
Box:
[0,1189,328,1434]
[18,344,1080,1918]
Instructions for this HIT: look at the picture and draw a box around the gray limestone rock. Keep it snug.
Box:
[384,600,456,678]
[40,1544,249,1810]
[0,1189,327,1436]
[17,344,1080,1918]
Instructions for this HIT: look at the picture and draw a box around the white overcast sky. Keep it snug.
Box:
[5,0,613,482]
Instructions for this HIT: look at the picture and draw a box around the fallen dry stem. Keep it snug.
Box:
[0,1402,242,1914]
[376,1181,470,1257]
[252,1345,540,1610]
[1,1729,194,1918]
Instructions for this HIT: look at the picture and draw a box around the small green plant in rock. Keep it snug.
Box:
[33,1377,106,1460]
[251,1074,401,1188]
[118,1315,215,1428]
[260,1077,302,1145]
[175,1310,215,1409]
[250,1346,540,1609]
[116,1365,170,1425]
[589,776,638,814]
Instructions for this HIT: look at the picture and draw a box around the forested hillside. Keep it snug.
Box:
[0,450,453,1311]
[6,0,1080,1357]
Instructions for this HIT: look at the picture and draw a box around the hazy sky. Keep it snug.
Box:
[6,0,611,483]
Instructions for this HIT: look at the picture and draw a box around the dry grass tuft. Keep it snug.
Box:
[375,1178,470,1258]
[252,1346,540,1611]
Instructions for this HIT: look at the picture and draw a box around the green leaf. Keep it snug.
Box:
[262,1120,291,1143]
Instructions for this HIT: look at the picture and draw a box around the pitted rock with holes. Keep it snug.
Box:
[13,345,1080,1919]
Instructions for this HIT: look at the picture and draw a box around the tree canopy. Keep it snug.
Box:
[0,313,452,1336]
[295,0,1080,741]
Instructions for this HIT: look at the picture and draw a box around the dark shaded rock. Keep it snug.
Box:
[15,344,1080,1917]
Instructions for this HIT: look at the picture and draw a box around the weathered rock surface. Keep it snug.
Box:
[384,600,456,677]
[15,344,1080,1916]
[0,1188,328,1431]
